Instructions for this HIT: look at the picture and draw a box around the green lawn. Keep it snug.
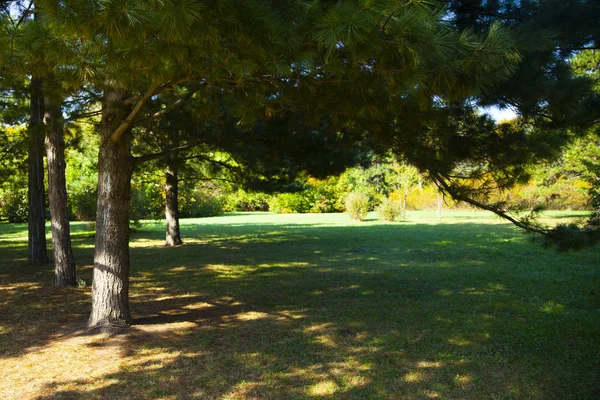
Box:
[0,211,599,399]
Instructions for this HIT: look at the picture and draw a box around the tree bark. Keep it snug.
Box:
[88,84,134,329]
[27,77,48,265]
[164,128,183,246]
[164,164,183,246]
[44,92,76,287]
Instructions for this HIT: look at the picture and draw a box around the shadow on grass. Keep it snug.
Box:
[0,222,29,237]
[0,220,598,399]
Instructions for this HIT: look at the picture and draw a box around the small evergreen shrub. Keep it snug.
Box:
[378,198,402,221]
[345,192,369,221]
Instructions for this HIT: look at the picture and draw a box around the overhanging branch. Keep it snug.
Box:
[111,80,162,143]
[431,171,549,235]
[132,92,193,127]
[133,141,202,164]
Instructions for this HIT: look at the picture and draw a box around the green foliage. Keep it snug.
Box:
[303,177,345,213]
[0,125,28,222]
[69,187,97,222]
[130,181,164,222]
[65,123,100,221]
[179,186,225,218]
[0,188,28,223]
[224,190,270,212]
[269,192,311,214]
[345,192,370,221]
[378,198,402,222]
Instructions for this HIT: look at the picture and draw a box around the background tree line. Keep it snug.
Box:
[1,125,597,222]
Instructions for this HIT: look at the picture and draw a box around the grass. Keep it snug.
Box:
[0,210,599,399]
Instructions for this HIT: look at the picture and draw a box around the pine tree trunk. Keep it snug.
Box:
[27,77,48,265]
[44,94,76,287]
[165,165,183,246]
[88,84,134,330]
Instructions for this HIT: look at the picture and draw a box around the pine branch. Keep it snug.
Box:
[111,80,163,143]
[123,76,192,106]
[0,4,14,26]
[132,92,193,127]
[179,175,238,184]
[379,0,410,32]
[15,1,33,29]
[66,109,102,122]
[133,141,202,164]
[432,171,549,235]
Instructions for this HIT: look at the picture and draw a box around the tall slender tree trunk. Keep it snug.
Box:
[44,91,76,287]
[88,84,134,329]
[27,77,48,265]
[164,128,182,247]
[164,164,183,246]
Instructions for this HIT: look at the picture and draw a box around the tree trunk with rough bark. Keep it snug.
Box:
[164,164,183,246]
[44,93,76,287]
[27,77,48,265]
[87,84,134,330]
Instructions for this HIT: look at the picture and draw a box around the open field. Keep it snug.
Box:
[0,211,599,399]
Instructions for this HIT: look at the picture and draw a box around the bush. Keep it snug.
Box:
[180,188,225,218]
[0,189,28,223]
[304,177,345,213]
[345,192,369,221]
[224,190,271,211]
[130,183,164,221]
[269,192,311,213]
[405,186,461,210]
[69,187,97,221]
[378,198,402,221]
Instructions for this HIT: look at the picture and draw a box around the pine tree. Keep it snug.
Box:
[1,2,81,276]
[38,0,311,330]
[1,3,50,264]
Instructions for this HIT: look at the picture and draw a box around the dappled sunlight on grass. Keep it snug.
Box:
[308,380,340,396]
[447,336,473,346]
[0,212,598,399]
[403,370,426,383]
[540,300,566,314]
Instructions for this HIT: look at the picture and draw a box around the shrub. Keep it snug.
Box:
[378,198,402,221]
[69,187,97,221]
[269,192,311,213]
[130,183,164,221]
[224,190,271,211]
[0,189,28,223]
[304,177,345,213]
[180,188,225,218]
[345,192,369,221]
